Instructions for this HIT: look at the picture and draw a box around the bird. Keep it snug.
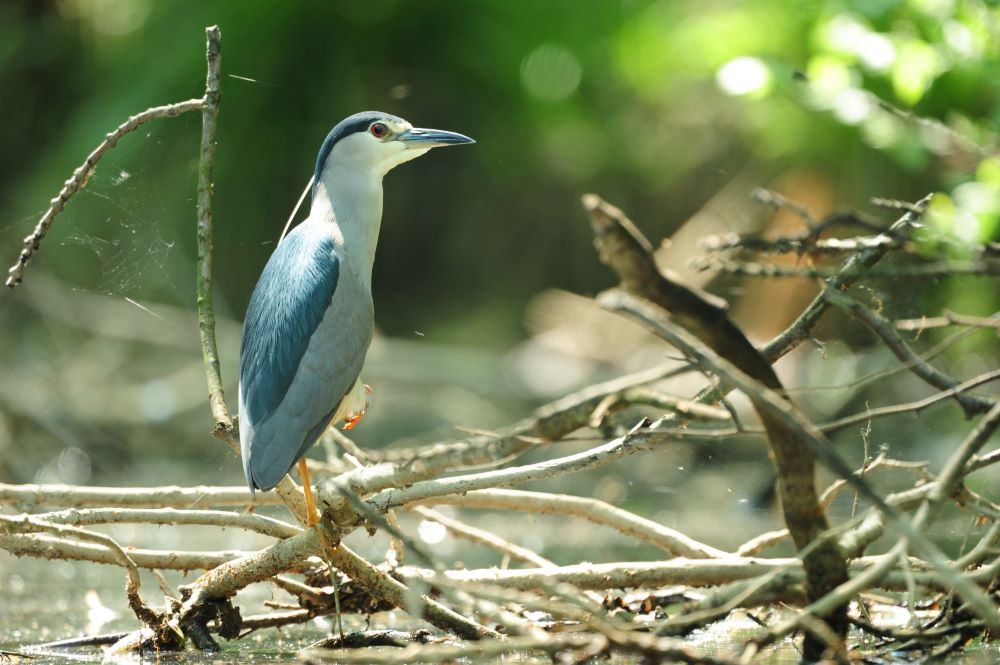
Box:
[238,111,474,524]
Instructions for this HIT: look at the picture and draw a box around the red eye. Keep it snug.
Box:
[370,122,388,138]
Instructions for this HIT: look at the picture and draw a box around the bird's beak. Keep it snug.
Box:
[398,127,475,149]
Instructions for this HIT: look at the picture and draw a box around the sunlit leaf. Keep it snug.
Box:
[892,39,942,105]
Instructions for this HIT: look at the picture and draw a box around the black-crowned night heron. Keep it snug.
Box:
[238,111,473,523]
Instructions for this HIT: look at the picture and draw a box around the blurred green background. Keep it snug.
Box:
[1,0,999,559]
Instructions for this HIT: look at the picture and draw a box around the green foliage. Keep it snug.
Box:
[2,0,997,333]
[1,0,998,480]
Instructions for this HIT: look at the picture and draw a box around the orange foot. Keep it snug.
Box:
[343,385,374,431]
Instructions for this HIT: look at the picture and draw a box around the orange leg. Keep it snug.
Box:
[298,458,319,527]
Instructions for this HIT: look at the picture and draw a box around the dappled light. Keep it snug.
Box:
[2,1,999,663]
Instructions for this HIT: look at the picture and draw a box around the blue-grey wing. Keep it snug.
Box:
[238,222,370,491]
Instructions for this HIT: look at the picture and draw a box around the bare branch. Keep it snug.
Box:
[25,506,299,539]
[895,310,1000,332]
[396,555,932,592]
[693,258,999,278]
[760,193,932,361]
[751,187,819,226]
[409,506,554,568]
[825,288,996,417]
[195,25,232,439]
[0,532,258,570]
[0,482,283,509]
[924,402,1000,520]
[589,386,732,427]
[821,369,1000,434]
[320,537,499,640]
[412,488,731,559]
[0,515,158,627]
[4,100,204,288]
[702,233,901,255]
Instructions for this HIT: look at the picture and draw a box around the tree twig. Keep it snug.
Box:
[0,532,264,570]
[758,193,931,361]
[820,369,1000,434]
[395,555,929,592]
[409,506,554,568]
[824,289,996,417]
[23,506,299,539]
[411,488,731,559]
[195,25,232,439]
[0,482,284,509]
[693,258,999,279]
[5,99,204,288]
[360,424,676,516]
[701,233,901,255]
[894,310,1000,332]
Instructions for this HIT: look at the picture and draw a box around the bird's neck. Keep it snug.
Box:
[309,169,384,290]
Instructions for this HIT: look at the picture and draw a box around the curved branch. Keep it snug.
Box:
[0,532,256,570]
[5,99,204,288]
[825,289,996,417]
[0,515,157,626]
[409,506,553,568]
[410,488,731,559]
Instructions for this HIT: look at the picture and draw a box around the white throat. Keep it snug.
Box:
[306,132,429,290]
[309,162,384,290]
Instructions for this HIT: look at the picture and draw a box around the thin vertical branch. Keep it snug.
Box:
[196,25,233,440]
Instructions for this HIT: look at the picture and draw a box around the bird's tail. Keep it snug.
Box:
[237,384,256,495]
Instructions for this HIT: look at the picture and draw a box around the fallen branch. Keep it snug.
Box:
[396,555,931,591]
[0,515,159,629]
[410,488,731,559]
[584,193,849,657]
[409,506,554,568]
[0,482,283,509]
[20,506,299,539]
[0,532,257,570]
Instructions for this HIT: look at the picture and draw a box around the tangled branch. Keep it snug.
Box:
[3,25,999,665]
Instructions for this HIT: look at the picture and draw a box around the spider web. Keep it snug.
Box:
[52,122,190,300]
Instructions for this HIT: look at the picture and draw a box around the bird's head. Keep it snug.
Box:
[314,111,474,183]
